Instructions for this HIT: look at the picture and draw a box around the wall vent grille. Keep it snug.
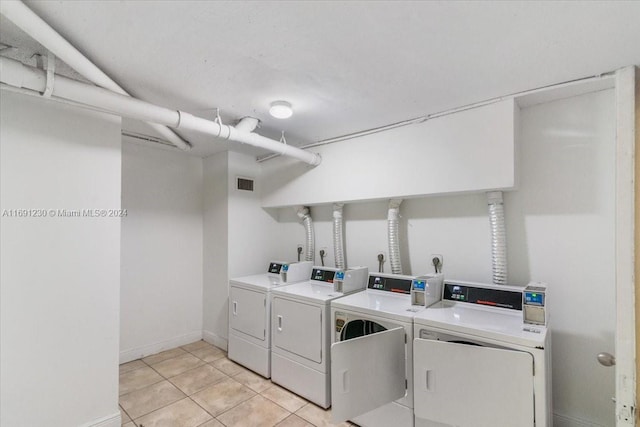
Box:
[237,177,254,191]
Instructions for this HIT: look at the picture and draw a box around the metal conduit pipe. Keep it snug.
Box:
[487,191,507,285]
[0,0,191,151]
[387,199,403,275]
[333,203,346,269]
[0,57,322,166]
[296,206,315,262]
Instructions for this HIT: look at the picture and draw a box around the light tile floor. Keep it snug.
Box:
[119,340,358,427]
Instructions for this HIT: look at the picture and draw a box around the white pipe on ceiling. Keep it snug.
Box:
[0,57,322,166]
[0,0,193,151]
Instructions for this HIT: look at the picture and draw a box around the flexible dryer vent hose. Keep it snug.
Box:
[296,206,315,262]
[387,199,403,275]
[333,204,346,269]
[488,191,507,285]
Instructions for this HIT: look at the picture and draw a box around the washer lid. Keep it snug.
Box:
[229,273,289,291]
[331,289,425,322]
[413,302,547,348]
[271,281,345,303]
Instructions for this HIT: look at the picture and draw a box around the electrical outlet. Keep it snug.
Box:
[430,254,443,273]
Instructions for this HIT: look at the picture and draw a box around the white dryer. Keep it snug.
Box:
[330,272,443,427]
[412,280,552,427]
[270,266,368,408]
[228,260,313,378]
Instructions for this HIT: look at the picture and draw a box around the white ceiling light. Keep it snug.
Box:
[269,100,293,119]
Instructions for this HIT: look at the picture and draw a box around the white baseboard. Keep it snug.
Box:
[203,330,228,351]
[554,412,608,427]
[80,411,120,427]
[119,330,203,364]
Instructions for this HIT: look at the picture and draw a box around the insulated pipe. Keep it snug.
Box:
[333,203,346,269]
[387,199,403,275]
[0,0,191,151]
[235,117,259,133]
[296,206,315,262]
[487,191,507,285]
[0,57,322,166]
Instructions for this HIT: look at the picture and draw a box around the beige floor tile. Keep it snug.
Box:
[233,369,272,393]
[295,403,351,427]
[152,353,204,378]
[261,384,307,412]
[181,340,212,353]
[143,347,188,365]
[217,395,290,427]
[119,380,186,419]
[120,406,132,425]
[276,414,314,427]
[191,377,256,416]
[123,423,136,427]
[119,366,164,396]
[169,364,228,395]
[190,346,225,362]
[134,397,212,427]
[210,357,247,376]
[120,359,147,374]
[196,419,224,427]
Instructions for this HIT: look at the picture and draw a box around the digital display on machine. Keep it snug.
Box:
[443,283,522,310]
[412,279,426,290]
[268,262,283,274]
[368,275,412,294]
[311,268,336,283]
[524,292,544,306]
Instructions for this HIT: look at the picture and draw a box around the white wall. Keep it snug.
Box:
[0,93,122,427]
[264,89,616,426]
[120,142,203,363]
[203,152,229,348]
[262,99,517,207]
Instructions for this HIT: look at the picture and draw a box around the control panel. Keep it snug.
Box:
[411,274,444,307]
[368,273,413,294]
[268,261,284,274]
[310,267,337,283]
[443,282,523,311]
[333,266,368,294]
[279,261,313,283]
[523,282,548,327]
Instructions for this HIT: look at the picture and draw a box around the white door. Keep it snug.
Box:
[331,326,406,423]
[413,338,534,427]
[272,297,322,363]
[229,286,266,341]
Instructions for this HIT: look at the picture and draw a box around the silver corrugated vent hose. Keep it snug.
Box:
[487,191,507,285]
[296,206,315,262]
[333,203,346,269]
[387,199,403,275]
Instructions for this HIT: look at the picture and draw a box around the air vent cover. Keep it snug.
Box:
[237,177,254,191]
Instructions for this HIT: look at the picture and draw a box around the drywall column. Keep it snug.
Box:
[0,92,121,426]
[120,143,204,363]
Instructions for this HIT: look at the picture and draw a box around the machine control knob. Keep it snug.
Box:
[597,352,616,367]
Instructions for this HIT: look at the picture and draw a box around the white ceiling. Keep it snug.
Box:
[2,1,640,157]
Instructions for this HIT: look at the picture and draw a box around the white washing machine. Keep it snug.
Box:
[228,260,313,378]
[330,272,443,427]
[270,266,369,408]
[412,280,551,427]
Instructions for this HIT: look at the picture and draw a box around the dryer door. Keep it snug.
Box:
[413,338,534,427]
[229,285,266,341]
[331,326,405,423]
[272,297,322,363]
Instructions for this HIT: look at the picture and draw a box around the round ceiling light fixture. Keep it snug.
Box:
[269,100,293,119]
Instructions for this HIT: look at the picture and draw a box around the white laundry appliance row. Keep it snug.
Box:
[227,260,313,377]
[331,279,551,427]
[229,263,551,427]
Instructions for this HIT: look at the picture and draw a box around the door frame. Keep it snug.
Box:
[615,66,636,426]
